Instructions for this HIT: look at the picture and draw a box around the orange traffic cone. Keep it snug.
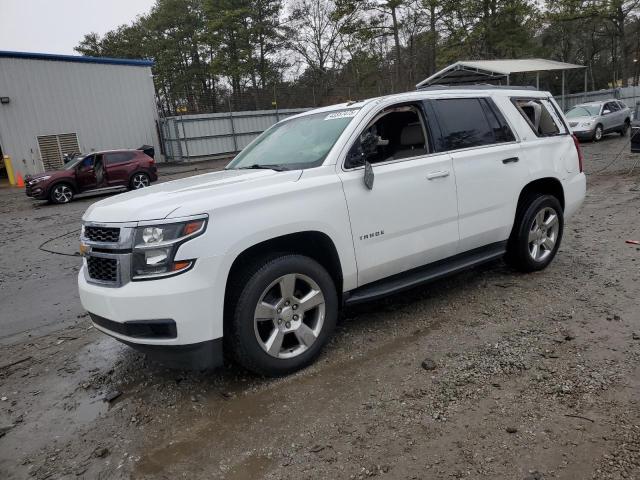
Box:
[16,173,24,187]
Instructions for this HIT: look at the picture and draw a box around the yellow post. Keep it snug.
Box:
[3,155,16,185]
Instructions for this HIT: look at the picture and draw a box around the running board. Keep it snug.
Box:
[344,241,507,306]
[75,186,127,199]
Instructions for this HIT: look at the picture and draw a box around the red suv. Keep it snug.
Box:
[25,149,158,204]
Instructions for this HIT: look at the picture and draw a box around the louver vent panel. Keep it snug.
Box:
[36,133,80,170]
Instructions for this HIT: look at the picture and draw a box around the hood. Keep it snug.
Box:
[25,169,71,182]
[82,168,302,223]
[566,115,596,124]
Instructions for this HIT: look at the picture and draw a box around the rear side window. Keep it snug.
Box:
[513,98,567,137]
[480,99,516,143]
[105,152,135,165]
[432,99,493,150]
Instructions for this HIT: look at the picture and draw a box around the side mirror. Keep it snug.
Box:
[345,131,377,189]
[603,109,611,115]
[363,161,374,190]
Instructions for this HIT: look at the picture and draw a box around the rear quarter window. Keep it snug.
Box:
[512,98,567,137]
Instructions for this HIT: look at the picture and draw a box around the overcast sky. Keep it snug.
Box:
[0,0,155,56]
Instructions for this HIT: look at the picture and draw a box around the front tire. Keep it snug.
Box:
[506,194,564,272]
[226,254,338,376]
[593,124,604,142]
[49,183,74,204]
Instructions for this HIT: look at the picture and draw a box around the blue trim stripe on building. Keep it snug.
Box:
[0,50,154,67]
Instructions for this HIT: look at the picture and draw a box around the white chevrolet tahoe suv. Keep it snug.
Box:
[78,87,586,376]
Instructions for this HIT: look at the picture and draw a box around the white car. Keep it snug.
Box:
[78,87,586,376]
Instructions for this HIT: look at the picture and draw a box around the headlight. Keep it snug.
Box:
[580,121,593,127]
[131,217,207,280]
[31,175,51,184]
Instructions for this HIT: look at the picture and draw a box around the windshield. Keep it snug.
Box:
[226,109,359,171]
[566,105,601,118]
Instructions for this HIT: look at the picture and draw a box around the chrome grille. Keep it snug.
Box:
[568,122,578,127]
[85,226,120,243]
[87,256,118,283]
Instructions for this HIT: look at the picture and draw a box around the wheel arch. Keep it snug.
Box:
[224,231,344,312]
[510,177,565,240]
[517,177,565,212]
[46,179,77,196]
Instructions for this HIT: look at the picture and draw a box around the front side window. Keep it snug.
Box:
[604,102,619,113]
[432,98,496,150]
[345,104,428,168]
[227,109,359,171]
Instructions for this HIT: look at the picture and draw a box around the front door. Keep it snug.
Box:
[75,155,97,191]
[338,103,460,286]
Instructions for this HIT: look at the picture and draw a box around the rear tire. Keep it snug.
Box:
[621,120,630,137]
[130,172,150,190]
[506,194,563,272]
[49,183,74,204]
[225,254,338,376]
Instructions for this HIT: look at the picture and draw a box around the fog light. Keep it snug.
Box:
[145,248,169,265]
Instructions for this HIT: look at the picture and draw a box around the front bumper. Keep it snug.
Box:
[79,254,224,348]
[571,127,595,140]
[90,312,222,369]
[25,182,48,199]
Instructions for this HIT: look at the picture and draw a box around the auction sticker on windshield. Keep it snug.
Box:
[324,110,359,120]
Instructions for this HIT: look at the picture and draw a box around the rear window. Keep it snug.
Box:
[513,98,567,137]
[432,98,514,151]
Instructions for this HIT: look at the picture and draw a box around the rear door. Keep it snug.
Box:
[426,97,528,252]
[104,152,135,186]
[603,102,620,131]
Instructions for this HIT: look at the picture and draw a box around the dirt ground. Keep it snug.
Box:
[1,136,640,480]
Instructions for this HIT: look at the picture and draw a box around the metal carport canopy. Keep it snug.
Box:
[416,59,585,88]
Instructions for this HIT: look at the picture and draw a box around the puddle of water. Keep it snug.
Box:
[224,455,274,480]
[135,316,449,477]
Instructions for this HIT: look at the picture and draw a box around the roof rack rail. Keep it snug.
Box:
[416,84,537,91]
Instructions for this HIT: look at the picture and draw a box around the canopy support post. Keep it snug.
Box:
[584,68,588,102]
[536,72,540,90]
[561,70,565,111]
[506,74,510,86]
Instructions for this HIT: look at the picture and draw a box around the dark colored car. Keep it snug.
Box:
[632,102,640,153]
[25,149,158,204]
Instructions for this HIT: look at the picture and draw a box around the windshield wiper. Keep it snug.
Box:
[237,164,288,172]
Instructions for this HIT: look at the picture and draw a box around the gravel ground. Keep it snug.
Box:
[1,135,640,479]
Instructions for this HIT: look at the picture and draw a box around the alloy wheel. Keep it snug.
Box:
[53,185,73,203]
[528,207,560,262]
[132,174,150,189]
[594,125,603,141]
[253,273,326,359]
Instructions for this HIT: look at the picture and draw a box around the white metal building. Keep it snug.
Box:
[0,51,161,180]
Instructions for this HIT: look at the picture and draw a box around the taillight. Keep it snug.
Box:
[572,134,584,173]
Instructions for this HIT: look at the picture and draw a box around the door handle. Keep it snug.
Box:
[426,170,450,180]
[502,157,519,164]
